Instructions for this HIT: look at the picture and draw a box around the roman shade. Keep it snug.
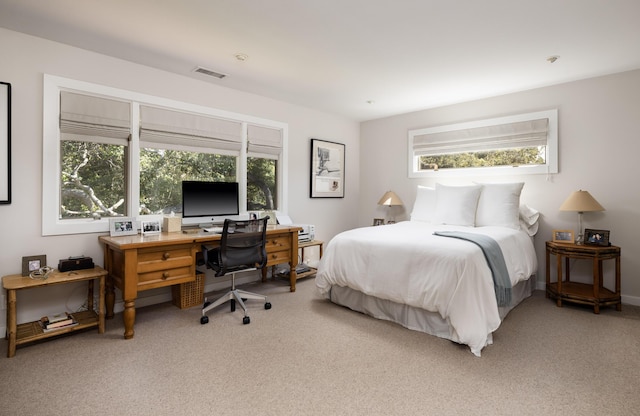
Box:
[139,105,242,151]
[247,124,283,155]
[412,118,549,157]
[60,91,131,140]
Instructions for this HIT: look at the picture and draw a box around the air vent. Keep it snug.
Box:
[194,66,227,79]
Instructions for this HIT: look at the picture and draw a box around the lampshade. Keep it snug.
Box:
[378,191,404,206]
[559,190,605,213]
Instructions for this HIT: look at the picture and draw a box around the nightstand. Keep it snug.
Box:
[545,241,621,313]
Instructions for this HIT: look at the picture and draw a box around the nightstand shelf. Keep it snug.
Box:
[545,241,621,314]
[275,240,324,280]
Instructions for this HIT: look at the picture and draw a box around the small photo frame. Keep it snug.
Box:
[22,255,47,276]
[373,218,385,226]
[584,228,610,246]
[141,220,162,235]
[109,217,137,237]
[552,229,574,244]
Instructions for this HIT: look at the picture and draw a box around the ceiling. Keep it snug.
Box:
[1,0,640,121]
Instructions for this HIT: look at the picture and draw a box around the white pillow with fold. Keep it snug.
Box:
[475,182,524,229]
[410,186,436,222]
[519,203,540,236]
[433,183,481,226]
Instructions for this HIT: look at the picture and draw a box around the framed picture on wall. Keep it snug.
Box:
[310,138,345,198]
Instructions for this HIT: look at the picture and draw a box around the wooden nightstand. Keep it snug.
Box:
[545,241,621,313]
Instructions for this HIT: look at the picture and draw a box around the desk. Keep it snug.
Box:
[99,225,301,339]
[545,241,621,313]
[3,267,106,357]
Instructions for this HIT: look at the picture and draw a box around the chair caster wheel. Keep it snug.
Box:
[265,302,272,310]
[200,316,209,325]
[231,299,236,312]
[243,316,250,325]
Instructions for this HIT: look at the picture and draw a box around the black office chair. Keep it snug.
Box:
[200,216,271,325]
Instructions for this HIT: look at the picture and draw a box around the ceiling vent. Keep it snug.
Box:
[193,66,227,79]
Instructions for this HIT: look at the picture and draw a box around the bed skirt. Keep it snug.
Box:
[328,275,535,351]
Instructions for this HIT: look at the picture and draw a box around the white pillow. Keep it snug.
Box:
[410,186,435,222]
[519,204,540,236]
[434,183,482,226]
[475,182,524,229]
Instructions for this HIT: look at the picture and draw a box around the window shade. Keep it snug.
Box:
[413,118,549,156]
[247,124,283,155]
[60,91,131,140]
[139,105,242,151]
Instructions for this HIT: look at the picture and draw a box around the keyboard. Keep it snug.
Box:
[202,226,223,233]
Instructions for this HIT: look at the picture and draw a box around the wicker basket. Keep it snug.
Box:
[172,272,204,309]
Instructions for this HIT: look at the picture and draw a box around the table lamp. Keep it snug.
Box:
[559,190,605,244]
[378,191,404,223]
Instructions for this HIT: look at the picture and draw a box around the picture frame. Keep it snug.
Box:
[584,228,610,246]
[310,138,345,198]
[141,220,162,235]
[552,229,574,244]
[373,218,385,226]
[0,82,11,204]
[109,217,137,236]
[22,255,47,276]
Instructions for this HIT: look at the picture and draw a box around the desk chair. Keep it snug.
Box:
[200,216,271,325]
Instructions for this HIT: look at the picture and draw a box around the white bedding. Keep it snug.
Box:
[315,221,537,356]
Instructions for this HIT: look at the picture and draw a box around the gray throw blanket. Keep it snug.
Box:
[433,231,512,307]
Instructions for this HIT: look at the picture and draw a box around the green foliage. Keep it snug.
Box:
[419,147,545,170]
[60,142,278,219]
[139,148,236,214]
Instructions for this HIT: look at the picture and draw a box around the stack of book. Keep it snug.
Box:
[39,312,78,332]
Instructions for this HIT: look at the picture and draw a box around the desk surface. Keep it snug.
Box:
[99,224,302,249]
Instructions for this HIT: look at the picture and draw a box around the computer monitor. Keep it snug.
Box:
[181,181,240,227]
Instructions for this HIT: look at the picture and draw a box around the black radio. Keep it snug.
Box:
[58,256,95,272]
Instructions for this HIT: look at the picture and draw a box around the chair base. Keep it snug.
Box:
[201,287,271,325]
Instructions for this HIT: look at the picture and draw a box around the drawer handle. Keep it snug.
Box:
[271,254,278,259]
[162,272,170,279]
[163,252,171,260]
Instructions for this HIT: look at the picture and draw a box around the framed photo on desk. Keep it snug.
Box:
[109,217,137,236]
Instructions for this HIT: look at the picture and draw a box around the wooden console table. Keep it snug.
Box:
[99,225,301,339]
[545,241,621,313]
[3,267,106,357]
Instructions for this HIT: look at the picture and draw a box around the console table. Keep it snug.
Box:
[3,267,106,357]
[545,241,621,313]
[99,225,301,339]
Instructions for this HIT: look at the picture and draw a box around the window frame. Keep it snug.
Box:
[407,109,558,178]
[43,74,288,236]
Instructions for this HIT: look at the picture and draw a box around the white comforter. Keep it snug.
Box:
[315,221,537,356]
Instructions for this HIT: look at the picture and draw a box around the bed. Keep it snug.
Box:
[315,182,540,356]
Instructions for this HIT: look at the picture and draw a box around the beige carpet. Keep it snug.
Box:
[1,277,639,416]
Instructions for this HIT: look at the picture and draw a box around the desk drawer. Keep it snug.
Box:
[266,235,291,253]
[136,245,196,289]
[138,266,194,286]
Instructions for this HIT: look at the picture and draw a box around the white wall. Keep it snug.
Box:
[360,69,640,305]
[0,28,360,331]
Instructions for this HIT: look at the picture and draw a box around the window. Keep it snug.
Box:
[408,110,558,178]
[43,75,287,235]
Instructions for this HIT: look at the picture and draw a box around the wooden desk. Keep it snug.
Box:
[99,225,301,339]
[3,267,106,357]
[545,241,621,313]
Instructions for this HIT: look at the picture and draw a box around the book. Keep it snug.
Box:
[40,313,77,330]
[46,312,71,324]
[41,321,78,333]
